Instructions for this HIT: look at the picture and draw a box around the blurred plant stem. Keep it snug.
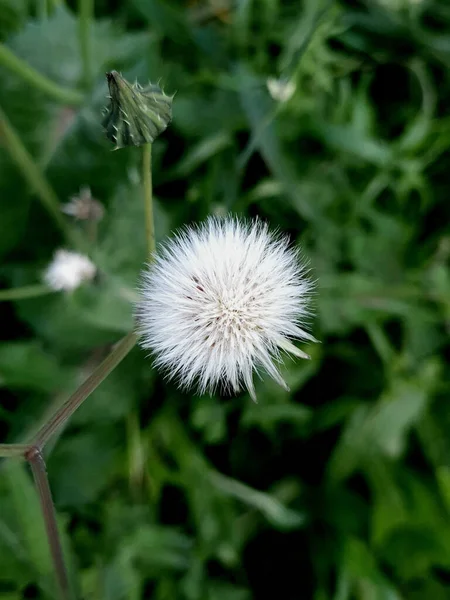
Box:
[78,0,93,89]
[127,411,146,500]
[0,105,83,250]
[0,44,83,106]
[0,444,29,458]
[38,0,48,20]
[143,143,155,256]
[31,332,138,449]
[26,447,73,600]
[0,284,54,302]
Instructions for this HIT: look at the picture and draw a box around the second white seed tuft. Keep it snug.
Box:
[44,249,96,292]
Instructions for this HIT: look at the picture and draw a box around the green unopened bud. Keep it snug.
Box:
[103,71,173,149]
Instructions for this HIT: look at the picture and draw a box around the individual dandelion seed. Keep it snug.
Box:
[135,217,316,401]
[43,249,96,292]
[102,71,173,149]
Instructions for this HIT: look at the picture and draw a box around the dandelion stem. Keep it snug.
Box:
[0,44,83,106]
[0,284,54,302]
[31,332,138,449]
[0,104,81,248]
[26,447,72,600]
[143,143,155,257]
[0,444,29,458]
[78,0,93,89]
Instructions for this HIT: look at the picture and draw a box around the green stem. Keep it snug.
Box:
[27,448,72,600]
[0,104,81,248]
[31,332,138,449]
[78,0,93,89]
[143,144,155,256]
[49,0,65,9]
[38,0,48,20]
[0,284,54,302]
[0,44,83,106]
[0,444,29,458]
[127,412,146,499]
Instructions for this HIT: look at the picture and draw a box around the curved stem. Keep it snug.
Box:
[0,104,82,249]
[0,284,54,302]
[31,332,138,449]
[143,143,155,256]
[78,0,93,89]
[0,44,83,106]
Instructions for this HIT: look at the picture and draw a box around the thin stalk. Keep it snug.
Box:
[31,332,138,449]
[0,104,81,248]
[0,444,29,458]
[143,144,155,256]
[0,44,83,106]
[38,0,48,20]
[26,448,72,600]
[127,412,145,499]
[78,0,93,89]
[0,284,54,302]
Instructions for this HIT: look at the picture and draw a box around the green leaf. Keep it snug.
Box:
[234,63,316,220]
[342,537,402,600]
[0,0,28,39]
[3,461,53,583]
[0,341,67,392]
[16,286,132,353]
[50,431,121,506]
[329,361,438,482]
[210,471,306,530]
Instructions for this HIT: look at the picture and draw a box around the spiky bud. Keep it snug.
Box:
[102,71,173,149]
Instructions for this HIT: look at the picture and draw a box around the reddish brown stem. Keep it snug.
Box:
[26,446,72,600]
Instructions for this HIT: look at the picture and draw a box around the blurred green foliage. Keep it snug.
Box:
[0,0,450,598]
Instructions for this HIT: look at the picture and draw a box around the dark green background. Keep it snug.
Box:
[1,0,450,598]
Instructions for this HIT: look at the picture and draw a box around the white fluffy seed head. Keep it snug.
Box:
[136,217,315,401]
[44,249,96,292]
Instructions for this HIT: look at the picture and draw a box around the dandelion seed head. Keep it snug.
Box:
[136,217,315,401]
[44,249,96,292]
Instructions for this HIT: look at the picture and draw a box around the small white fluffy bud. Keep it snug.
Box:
[266,76,296,103]
[44,249,96,292]
[136,217,315,401]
